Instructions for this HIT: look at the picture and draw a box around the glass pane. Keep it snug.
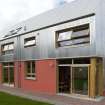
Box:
[72,29,89,38]
[3,45,8,51]
[8,44,14,50]
[24,37,36,46]
[3,67,8,83]
[26,62,31,73]
[59,66,71,93]
[9,67,14,84]
[5,50,14,55]
[27,74,31,77]
[59,40,73,47]
[25,40,36,46]
[3,63,8,67]
[72,67,88,95]
[9,62,14,66]
[32,62,35,73]
[59,37,89,47]
[32,75,35,77]
[58,31,72,41]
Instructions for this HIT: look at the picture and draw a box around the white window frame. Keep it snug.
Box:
[25,61,36,80]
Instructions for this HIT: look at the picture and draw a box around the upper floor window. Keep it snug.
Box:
[24,36,36,47]
[56,24,90,47]
[25,61,36,80]
[1,42,14,55]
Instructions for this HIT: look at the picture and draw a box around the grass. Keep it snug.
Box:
[0,92,53,105]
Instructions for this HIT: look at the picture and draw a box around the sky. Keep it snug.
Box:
[0,0,74,32]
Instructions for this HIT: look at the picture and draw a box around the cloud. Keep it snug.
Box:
[0,0,74,32]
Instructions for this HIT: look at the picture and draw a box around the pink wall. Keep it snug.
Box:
[20,60,57,95]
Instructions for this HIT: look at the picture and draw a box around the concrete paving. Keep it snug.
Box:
[0,85,105,105]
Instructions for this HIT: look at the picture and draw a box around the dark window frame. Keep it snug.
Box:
[24,36,36,48]
[1,42,14,55]
[56,24,90,47]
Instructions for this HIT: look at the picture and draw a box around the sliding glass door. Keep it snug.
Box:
[58,65,89,96]
[72,66,88,95]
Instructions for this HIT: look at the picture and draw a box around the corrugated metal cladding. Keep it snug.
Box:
[0,0,105,62]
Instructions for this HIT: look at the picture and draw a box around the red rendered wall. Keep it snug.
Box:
[20,60,57,95]
[14,62,21,88]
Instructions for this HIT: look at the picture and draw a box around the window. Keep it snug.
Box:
[24,37,36,47]
[56,24,90,47]
[2,62,14,85]
[1,43,14,55]
[25,61,36,79]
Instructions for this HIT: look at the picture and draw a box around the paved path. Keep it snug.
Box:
[0,85,105,105]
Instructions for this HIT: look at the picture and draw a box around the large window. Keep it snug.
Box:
[56,24,90,47]
[25,61,36,79]
[1,43,14,55]
[24,36,36,47]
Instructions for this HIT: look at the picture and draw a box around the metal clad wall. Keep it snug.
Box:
[0,0,102,62]
[19,16,96,60]
[97,0,105,88]
[0,17,97,61]
[0,37,18,62]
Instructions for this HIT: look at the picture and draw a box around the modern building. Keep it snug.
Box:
[0,0,105,99]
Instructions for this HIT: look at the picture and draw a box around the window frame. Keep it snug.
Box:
[56,24,90,48]
[1,42,14,55]
[24,36,36,48]
[25,61,36,80]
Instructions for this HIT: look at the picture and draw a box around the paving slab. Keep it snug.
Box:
[0,85,105,105]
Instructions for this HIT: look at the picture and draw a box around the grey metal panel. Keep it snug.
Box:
[0,0,103,62]
[95,0,105,87]
[17,16,96,61]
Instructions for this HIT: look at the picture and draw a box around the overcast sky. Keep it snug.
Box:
[0,0,74,32]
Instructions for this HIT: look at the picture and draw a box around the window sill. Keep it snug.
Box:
[25,77,36,80]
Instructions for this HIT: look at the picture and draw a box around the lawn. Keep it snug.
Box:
[0,92,53,105]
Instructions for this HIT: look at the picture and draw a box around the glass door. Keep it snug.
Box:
[2,63,14,87]
[72,66,89,95]
[9,66,14,86]
[58,66,71,94]
[3,67,9,84]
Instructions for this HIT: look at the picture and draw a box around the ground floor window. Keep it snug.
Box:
[2,62,14,87]
[57,58,103,98]
[25,61,36,79]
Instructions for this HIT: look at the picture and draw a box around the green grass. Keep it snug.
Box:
[0,92,53,105]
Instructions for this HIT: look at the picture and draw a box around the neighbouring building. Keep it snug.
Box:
[0,0,105,99]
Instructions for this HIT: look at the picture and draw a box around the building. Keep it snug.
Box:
[0,0,105,99]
